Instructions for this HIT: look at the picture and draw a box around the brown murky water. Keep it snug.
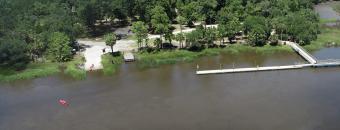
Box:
[1,48,340,130]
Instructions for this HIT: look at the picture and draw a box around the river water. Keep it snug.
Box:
[1,47,340,130]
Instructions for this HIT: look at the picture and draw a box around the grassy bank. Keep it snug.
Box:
[101,54,123,75]
[320,18,338,24]
[0,55,87,82]
[0,63,60,82]
[64,55,87,80]
[331,1,340,13]
[304,28,340,51]
[136,45,292,68]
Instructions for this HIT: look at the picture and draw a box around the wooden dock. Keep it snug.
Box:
[123,52,135,62]
[196,41,340,75]
[313,59,340,67]
[196,64,311,75]
[286,42,318,64]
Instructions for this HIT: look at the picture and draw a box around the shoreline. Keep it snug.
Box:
[1,27,339,82]
[0,44,295,82]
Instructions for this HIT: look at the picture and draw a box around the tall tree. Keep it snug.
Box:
[197,0,218,24]
[150,6,170,48]
[248,27,266,46]
[178,2,199,26]
[104,33,117,54]
[0,38,29,70]
[132,21,148,48]
[47,32,72,62]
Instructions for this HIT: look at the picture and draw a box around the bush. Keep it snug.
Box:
[101,54,123,75]
[0,38,29,70]
[305,28,340,51]
[47,32,73,62]
[64,55,86,80]
[0,63,60,82]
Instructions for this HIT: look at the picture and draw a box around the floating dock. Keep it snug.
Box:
[196,41,340,75]
[314,59,340,67]
[196,64,311,75]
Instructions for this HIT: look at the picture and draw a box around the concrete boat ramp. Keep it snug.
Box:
[197,42,340,75]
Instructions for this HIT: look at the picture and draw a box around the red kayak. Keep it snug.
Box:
[59,99,69,107]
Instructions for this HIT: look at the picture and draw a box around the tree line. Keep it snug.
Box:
[131,0,324,50]
[0,0,329,70]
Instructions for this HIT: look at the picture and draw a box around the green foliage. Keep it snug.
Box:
[104,33,117,53]
[285,11,319,45]
[175,33,185,48]
[331,1,340,13]
[47,32,72,62]
[217,8,242,42]
[178,2,200,26]
[248,27,267,46]
[132,21,148,48]
[176,16,187,27]
[151,6,170,35]
[164,31,175,44]
[101,54,123,75]
[154,38,162,49]
[64,55,86,80]
[320,18,338,24]
[305,28,340,51]
[136,50,199,68]
[197,0,218,23]
[244,16,270,36]
[0,63,60,82]
[80,3,100,29]
[0,38,29,70]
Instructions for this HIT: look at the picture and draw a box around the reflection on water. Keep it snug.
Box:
[1,50,340,130]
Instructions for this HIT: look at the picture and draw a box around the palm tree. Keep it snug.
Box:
[104,33,117,54]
